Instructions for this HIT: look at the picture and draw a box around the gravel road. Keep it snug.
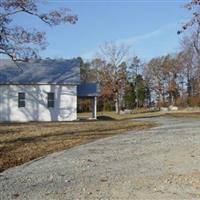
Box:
[1,116,200,200]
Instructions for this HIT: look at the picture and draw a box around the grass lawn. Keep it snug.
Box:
[165,112,200,118]
[1,110,199,172]
[79,111,164,120]
[0,114,154,172]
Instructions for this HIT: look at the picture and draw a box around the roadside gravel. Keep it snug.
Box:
[1,116,200,199]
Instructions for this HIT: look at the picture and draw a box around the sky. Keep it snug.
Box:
[12,0,191,62]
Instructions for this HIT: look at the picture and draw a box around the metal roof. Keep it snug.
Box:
[0,59,80,85]
[77,83,100,97]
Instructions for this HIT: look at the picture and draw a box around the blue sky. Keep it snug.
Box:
[13,0,191,62]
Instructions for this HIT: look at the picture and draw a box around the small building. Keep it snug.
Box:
[0,59,99,122]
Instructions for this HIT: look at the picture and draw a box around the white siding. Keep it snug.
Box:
[0,85,77,122]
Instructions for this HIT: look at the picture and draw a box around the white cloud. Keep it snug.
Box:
[81,22,181,60]
[117,22,178,45]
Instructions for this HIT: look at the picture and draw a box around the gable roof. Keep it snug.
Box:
[0,59,80,85]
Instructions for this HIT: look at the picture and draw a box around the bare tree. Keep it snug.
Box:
[145,54,183,107]
[180,28,200,97]
[178,0,200,34]
[0,0,78,68]
[97,42,130,114]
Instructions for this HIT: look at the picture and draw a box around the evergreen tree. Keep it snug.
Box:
[124,82,136,109]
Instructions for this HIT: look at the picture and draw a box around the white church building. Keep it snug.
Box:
[0,59,99,122]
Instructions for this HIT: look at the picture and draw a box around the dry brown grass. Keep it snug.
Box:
[166,112,200,118]
[92,110,200,120]
[2,110,198,172]
[79,111,164,120]
[0,117,153,172]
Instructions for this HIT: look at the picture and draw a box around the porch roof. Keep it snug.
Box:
[77,83,100,97]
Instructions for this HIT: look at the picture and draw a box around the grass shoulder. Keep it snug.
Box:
[0,112,155,172]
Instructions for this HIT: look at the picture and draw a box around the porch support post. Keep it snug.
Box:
[92,96,97,119]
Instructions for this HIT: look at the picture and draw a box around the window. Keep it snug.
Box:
[47,92,54,108]
[18,92,25,108]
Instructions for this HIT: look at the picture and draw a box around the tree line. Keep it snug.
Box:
[79,27,200,113]
[77,0,200,113]
[1,1,200,113]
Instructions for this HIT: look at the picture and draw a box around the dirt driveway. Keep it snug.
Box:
[1,116,200,200]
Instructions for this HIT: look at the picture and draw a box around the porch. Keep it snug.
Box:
[77,83,100,120]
